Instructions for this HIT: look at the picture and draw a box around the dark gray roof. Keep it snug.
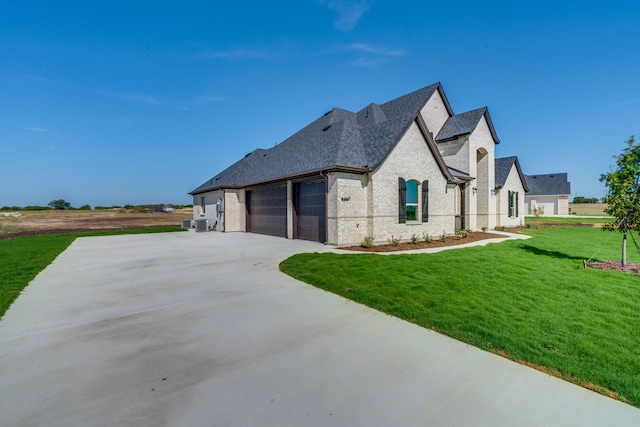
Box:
[495,156,529,192]
[191,82,456,194]
[435,107,500,144]
[524,173,570,195]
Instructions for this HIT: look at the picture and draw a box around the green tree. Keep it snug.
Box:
[48,199,71,210]
[599,135,640,266]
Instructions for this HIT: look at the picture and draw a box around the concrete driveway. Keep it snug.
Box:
[1,231,639,426]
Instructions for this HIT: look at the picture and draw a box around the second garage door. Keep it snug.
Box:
[295,181,326,243]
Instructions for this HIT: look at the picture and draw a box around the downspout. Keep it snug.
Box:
[320,171,328,245]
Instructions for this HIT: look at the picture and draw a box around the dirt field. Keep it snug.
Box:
[0,208,193,238]
[568,203,608,216]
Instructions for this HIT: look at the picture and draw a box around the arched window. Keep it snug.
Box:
[399,178,420,223]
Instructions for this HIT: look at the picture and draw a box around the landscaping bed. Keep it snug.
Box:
[342,231,507,252]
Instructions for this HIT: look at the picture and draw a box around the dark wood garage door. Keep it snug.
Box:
[246,186,287,238]
[295,181,326,243]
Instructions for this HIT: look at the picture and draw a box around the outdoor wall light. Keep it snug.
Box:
[472,187,478,195]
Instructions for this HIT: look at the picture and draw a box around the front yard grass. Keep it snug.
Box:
[0,226,184,319]
[280,227,640,407]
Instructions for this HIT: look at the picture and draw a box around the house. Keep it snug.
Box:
[190,82,528,246]
[495,156,529,227]
[524,173,571,215]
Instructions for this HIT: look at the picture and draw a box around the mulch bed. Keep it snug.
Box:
[587,260,640,274]
[341,232,507,252]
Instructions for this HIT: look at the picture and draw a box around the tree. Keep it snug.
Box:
[48,199,71,210]
[599,136,640,266]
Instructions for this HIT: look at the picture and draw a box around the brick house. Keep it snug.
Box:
[524,173,571,215]
[190,83,528,246]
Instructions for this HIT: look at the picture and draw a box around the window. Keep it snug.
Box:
[406,180,418,221]
[508,191,519,217]
[399,178,421,223]
[201,196,206,214]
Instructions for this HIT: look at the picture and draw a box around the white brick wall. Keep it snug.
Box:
[327,172,371,246]
[420,90,450,137]
[224,189,246,232]
[440,117,496,231]
[495,165,526,227]
[369,121,455,245]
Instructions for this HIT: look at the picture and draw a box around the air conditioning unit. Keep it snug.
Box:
[195,218,210,232]
[181,219,194,229]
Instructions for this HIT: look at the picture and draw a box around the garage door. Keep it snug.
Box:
[295,181,326,243]
[246,186,287,238]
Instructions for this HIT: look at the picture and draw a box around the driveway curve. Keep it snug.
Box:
[1,231,639,426]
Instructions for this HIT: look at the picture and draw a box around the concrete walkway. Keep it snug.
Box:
[1,232,639,426]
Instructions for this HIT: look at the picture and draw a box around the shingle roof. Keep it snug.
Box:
[191,82,455,194]
[524,173,570,195]
[435,107,500,144]
[495,156,529,192]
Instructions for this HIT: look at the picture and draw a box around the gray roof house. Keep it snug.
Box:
[190,82,527,245]
[524,173,571,215]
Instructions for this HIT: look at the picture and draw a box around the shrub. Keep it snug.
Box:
[481,226,488,232]
[440,231,447,242]
[423,232,432,243]
[531,206,545,219]
[499,225,506,231]
[361,235,374,248]
[23,206,50,211]
[455,229,469,238]
[388,235,400,246]
[410,234,419,244]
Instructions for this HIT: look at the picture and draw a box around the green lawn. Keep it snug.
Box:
[0,226,184,319]
[525,216,615,224]
[280,227,640,407]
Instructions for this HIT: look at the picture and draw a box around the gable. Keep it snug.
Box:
[419,87,453,137]
[435,107,500,144]
[495,156,528,192]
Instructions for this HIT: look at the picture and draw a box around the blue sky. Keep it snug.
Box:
[2,1,639,207]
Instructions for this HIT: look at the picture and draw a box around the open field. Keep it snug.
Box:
[569,203,609,216]
[0,208,193,238]
[281,226,640,407]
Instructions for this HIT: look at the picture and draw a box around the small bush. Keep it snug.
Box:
[423,232,432,243]
[410,234,419,244]
[388,235,400,246]
[499,225,506,231]
[481,226,488,232]
[440,231,447,242]
[361,235,374,248]
[455,229,469,238]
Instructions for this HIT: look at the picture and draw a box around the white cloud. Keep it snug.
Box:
[23,127,51,132]
[197,48,278,61]
[110,91,162,106]
[611,98,640,107]
[320,0,374,31]
[325,42,407,56]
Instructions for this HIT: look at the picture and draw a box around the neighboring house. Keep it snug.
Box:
[190,82,524,246]
[494,156,529,227]
[524,173,571,215]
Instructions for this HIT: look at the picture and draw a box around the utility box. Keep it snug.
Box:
[194,218,210,232]
[181,219,194,229]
